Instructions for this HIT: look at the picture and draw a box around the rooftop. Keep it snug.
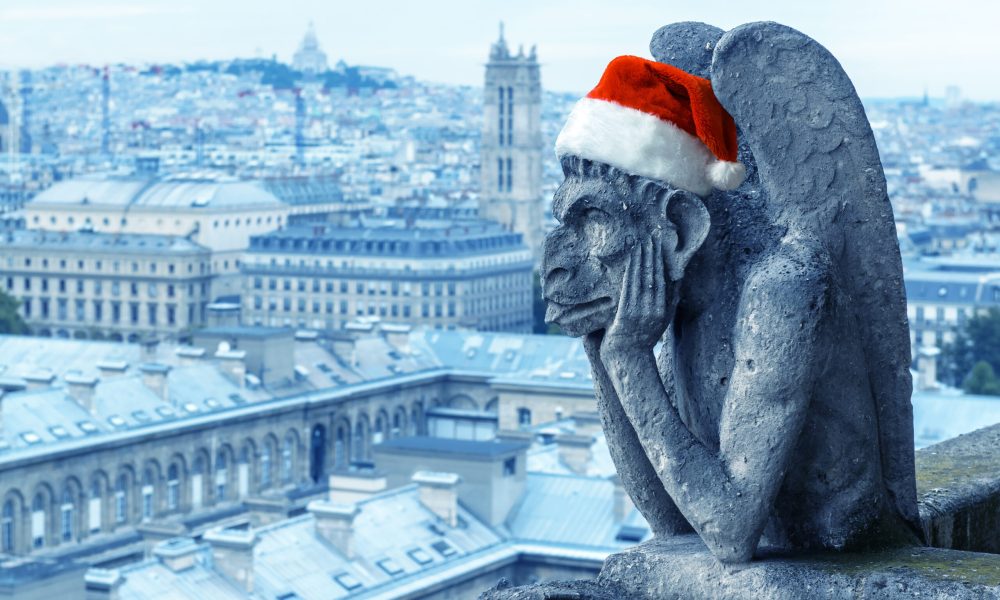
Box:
[0,229,209,255]
[28,174,286,210]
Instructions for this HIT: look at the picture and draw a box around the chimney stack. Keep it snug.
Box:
[215,348,247,388]
[152,537,201,573]
[24,369,56,391]
[556,433,594,475]
[139,363,171,402]
[84,568,123,600]
[328,470,387,505]
[174,346,206,367]
[413,471,461,527]
[64,372,99,413]
[140,336,160,363]
[204,527,258,593]
[308,501,360,558]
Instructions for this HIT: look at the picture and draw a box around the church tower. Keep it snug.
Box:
[480,23,544,262]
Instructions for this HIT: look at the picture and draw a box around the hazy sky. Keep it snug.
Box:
[1,0,998,99]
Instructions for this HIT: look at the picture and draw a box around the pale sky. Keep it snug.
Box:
[1,0,998,99]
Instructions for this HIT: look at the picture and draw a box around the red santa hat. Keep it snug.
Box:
[555,55,745,197]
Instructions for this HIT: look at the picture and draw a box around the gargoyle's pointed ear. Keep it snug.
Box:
[663,189,710,281]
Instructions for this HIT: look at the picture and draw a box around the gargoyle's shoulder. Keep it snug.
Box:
[747,237,832,292]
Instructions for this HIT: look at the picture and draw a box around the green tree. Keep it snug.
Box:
[963,361,1000,395]
[940,307,1000,392]
[0,289,27,335]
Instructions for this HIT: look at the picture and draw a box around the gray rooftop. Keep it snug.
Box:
[28,174,286,210]
[0,229,209,255]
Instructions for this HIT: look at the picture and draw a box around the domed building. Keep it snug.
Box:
[292,22,329,77]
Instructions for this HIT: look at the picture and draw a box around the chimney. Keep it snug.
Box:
[612,474,634,523]
[308,501,360,558]
[328,470,387,505]
[84,568,122,600]
[23,369,56,391]
[556,433,594,475]
[215,348,247,388]
[379,323,411,350]
[917,346,941,391]
[152,537,201,573]
[96,359,129,377]
[413,471,460,527]
[204,527,258,593]
[571,411,602,437]
[174,346,206,367]
[140,336,160,363]
[139,363,171,402]
[64,372,99,413]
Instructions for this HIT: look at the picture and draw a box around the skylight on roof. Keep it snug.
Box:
[108,416,127,429]
[183,403,199,414]
[131,410,151,423]
[406,548,434,566]
[49,426,70,439]
[21,432,42,445]
[204,398,221,410]
[332,572,363,592]
[77,421,99,434]
[431,540,458,558]
[376,558,404,576]
[156,406,175,418]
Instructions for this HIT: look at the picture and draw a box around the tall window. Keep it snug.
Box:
[261,443,272,487]
[517,407,532,428]
[191,457,205,509]
[60,488,74,542]
[89,480,102,533]
[506,86,514,144]
[281,435,295,483]
[497,157,504,192]
[114,476,128,524]
[2,501,14,552]
[215,451,228,501]
[141,469,155,520]
[31,494,46,548]
[497,86,505,145]
[167,465,179,510]
[506,157,513,192]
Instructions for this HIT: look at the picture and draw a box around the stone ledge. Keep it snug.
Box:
[916,422,1000,553]
[597,536,1000,600]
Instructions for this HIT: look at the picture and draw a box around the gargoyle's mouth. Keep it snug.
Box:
[544,297,614,324]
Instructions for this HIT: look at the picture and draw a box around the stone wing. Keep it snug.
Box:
[710,21,921,535]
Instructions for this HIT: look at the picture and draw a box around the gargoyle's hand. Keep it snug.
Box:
[602,232,668,356]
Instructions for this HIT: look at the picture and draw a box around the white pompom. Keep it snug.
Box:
[707,160,746,191]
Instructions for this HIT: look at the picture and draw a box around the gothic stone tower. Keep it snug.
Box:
[480,24,544,263]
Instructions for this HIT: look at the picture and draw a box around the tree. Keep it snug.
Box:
[0,289,27,335]
[963,361,1000,395]
[940,307,1000,392]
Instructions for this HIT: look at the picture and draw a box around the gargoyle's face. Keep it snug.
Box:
[541,176,663,337]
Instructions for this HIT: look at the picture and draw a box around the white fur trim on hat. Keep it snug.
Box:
[707,160,746,191]
[556,97,738,196]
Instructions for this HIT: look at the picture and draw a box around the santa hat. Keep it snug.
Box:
[555,55,745,197]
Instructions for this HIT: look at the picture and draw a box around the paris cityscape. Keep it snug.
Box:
[1,6,1000,599]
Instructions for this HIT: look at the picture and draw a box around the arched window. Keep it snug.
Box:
[191,456,205,509]
[2,500,15,552]
[517,407,532,428]
[215,451,228,501]
[32,494,46,548]
[373,414,385,445]
[167,465,180,510]
[238,444,252,497]
[114,476,128,524]
[89,479,103,534]
[141,469,155,520]
[261,442,273,488]
[281,434,295,483]
[334,425,348,469]
[60,488,75,542]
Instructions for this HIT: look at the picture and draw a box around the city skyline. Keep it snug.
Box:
[1,0,999,99]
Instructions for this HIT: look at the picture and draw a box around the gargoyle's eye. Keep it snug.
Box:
[579,207,622,258]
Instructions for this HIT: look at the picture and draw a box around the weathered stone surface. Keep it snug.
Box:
[540,19,919,566]
[917,423,1000,553]
[478,577,625,600]
[597,536,1000,600]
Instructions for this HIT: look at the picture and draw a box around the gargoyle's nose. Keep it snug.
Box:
[543,267,572,292]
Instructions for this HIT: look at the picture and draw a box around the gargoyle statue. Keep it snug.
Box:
[541,21,922,564]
